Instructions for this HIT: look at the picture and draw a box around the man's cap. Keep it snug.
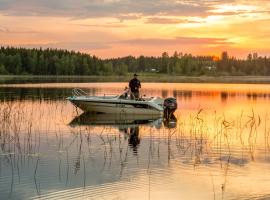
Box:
[133,73,139,76]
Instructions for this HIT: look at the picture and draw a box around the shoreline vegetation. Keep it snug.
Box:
[1,47,270,79]
[2,75,270,84]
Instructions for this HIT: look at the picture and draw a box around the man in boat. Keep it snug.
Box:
[129,73,141,100]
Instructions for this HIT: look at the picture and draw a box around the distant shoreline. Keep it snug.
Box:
[1,75,270,84]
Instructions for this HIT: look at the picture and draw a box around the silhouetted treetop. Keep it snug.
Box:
[0,47,269,76]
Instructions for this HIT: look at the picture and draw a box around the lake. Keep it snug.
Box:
[1,81,270,200]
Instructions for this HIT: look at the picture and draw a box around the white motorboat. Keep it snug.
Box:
[67,88,177,116]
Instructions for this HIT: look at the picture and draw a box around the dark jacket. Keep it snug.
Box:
[129,78,141,92]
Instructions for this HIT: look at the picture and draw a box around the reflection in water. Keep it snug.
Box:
[0,87,99,101]
[163,114,177,129]
[3,84,270,104]
[119,127,141,155]
[70,113,177,155]
[128,127,140,154]
[161,89,168,98]
[70,113,162,127]
[70,113,163,155]
[1,83,270,200]
[221,91,228,102]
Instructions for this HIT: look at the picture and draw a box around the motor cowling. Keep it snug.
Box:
[163,97,177,117]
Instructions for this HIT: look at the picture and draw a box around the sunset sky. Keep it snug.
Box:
[1,0,270,58]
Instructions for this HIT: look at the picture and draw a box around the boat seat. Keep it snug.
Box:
[119,93,128,99]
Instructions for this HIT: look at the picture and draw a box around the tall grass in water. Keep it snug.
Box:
[0,100,70,195]
[1,103,269,165]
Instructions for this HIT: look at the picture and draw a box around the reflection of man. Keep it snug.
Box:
[163,114,177,129]
[129,126,140,154]
[129,74,141,100]
[118,128,129,140]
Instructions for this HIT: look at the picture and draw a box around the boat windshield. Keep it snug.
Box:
[118,89,146,101]
[118,89,130,99]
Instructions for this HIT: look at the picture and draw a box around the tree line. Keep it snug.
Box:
[0,46,270,76]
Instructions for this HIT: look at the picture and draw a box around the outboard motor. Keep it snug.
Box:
[163,97,177,119]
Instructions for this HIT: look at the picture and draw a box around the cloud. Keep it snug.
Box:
[74,23,131,28]
[0,26,39,34]
[120,36,233,46]
[0,0,210,19]
[0,36,232,57]
[2,42,112,51]
[1,0,268,22]
[145,17,189,24]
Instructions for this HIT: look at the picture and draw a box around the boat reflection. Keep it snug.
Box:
[70,113,162,154]
[163,114,177,128]
[69,113,163,127]
[70,113,177,128]
[69,113,177,154]
[119,126,141,154]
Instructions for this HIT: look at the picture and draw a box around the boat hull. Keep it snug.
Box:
[69,99,163,116]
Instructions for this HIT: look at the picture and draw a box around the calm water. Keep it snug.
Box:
[1,82,270,200]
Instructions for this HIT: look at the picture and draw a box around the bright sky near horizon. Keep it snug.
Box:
[0,0,270,58]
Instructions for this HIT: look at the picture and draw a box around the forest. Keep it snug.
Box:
[1,46,270,76]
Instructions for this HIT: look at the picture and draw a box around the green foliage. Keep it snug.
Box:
[115,63,128,75]
[216,51,270,76]
[0,64,8,74]
[103,62,113,75]
[0,47,270,76]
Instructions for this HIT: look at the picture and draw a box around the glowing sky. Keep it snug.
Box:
[0,0,270,58]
